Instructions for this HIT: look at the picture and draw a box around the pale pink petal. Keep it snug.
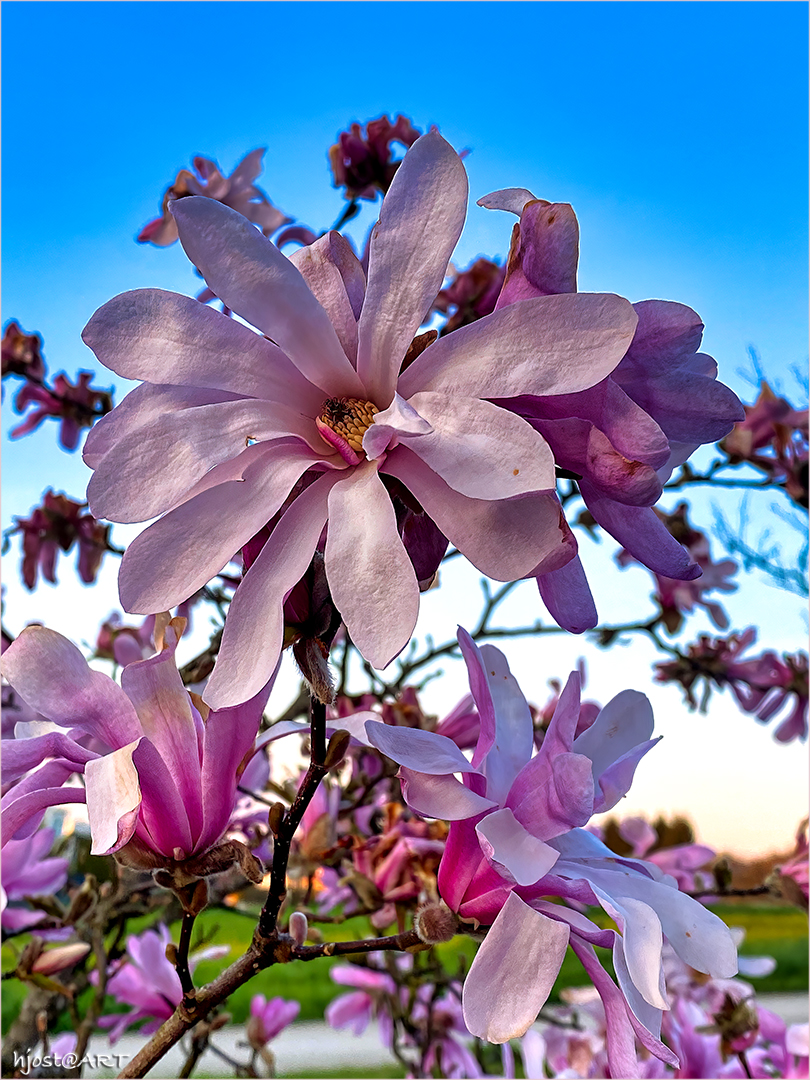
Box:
[84,384,241,470]
[290,232,365,364]
[399,767,497,819]
[457,629,496,769]
[85,741,143,855]
[475,643,534,803]
[594,738,661,813]
[357,132,468,404]
[579,480,701,579]
[536,557,598,633]
[324,462,419,668]
[573,690,654,781]
[398,293,637,400]
[88,399,325,523]
[475,808,561,886]
[82,289,325,411]
[383,447,575,580]
[477,188,540,215]
[171,198,365,397]
[365,721,478,774]
[401,392,555,499]
[203,472,339,710]
[120,623,203,840]
[363,393,433,459]
[495,202,579,303]
[594,891,668,1010]
[0,627,140,749]
[462,893,569,1042]
[118,444,322,614]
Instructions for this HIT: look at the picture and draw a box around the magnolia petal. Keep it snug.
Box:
[383,448,575,580]
[477,188,540,215]
[89,399,324,524]
[81,288,325,411]
[399,767,497,820]
[1,733,98,787]
[290,232,364,364]
[508,751,595,842]
[365,720,478,774]
[119,443,320,614]
[536,557,598,634]
[579,480,701,580]
[594,890,669,1010]
[573,690,654,781]
[171,197,365,398]
[462,893,569,1042]
[204,470,339,710]
[363,393,433,459]
[85,741,143,856]
[457,629,496,769]
[476,808,560,886]
[120,625,204,840]
[475,643,534,805]
[593,737,662,813]
[0,626,141,750]
[402,392,555,499]
[325,462,419,669]
[497,201,579,303]
[357,132,468,404]
[398,293,637,401]
[1,786,87,846]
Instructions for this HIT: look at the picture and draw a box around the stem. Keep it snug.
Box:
[738,1050,753,1079]
[176,912,197,998]
[257,697,328,939]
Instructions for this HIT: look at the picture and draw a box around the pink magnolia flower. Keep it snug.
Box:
[329,114,422,200]
[97,924,228,1042]
[247,994,300,1046]
[11,371,112,450]
[1,618,272,882]
[478,188,744,633]
[2,320,45,382]
[326,962,397,1035]
[364,628,737,1075]
[82,132,637,709]
[722,381,809,509]
[1,826,69,932]
[138,149,289,246]
[11,490,110,590]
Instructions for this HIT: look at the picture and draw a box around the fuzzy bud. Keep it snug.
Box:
[414,901,457,945]
[324,728,351,770]
[289,911,309,945]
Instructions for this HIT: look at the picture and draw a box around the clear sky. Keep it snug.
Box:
[2,1,808,858]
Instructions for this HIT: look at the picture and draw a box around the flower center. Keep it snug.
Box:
[316,397,379,462]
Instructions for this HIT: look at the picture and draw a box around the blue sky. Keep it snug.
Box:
[2,1,808,856]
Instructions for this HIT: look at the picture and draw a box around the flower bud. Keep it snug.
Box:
[31,943,91,976]
[414,901,457,945]
[268,802,286,836]
[324,729,351,770]
[289,911,309,945]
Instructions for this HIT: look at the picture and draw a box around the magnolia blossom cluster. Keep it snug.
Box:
[656,627,809,742]
[9,490,110,590]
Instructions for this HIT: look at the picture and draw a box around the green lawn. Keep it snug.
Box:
[3,904,806,1035]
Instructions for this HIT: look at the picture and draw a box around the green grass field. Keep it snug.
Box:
[3,904,806,1036]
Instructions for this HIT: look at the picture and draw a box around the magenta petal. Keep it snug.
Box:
[384,448,575,580]
[357,132,468,404]
[171,197,365,398]
[508,752,595,842]
[1,627,141,750]
[536,557,598,634]
[325,463,419,669]
[1,733,98,786]
[462,893,569,1042]
[476,808,561,886]
[365,721,477,774]
[81,288,325,412]
[399,768,497,820]
[1,786,86,846]
[120,625,203,841]
[579,480,701,579]
[118,444,320,614]
[204,471,338,709]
